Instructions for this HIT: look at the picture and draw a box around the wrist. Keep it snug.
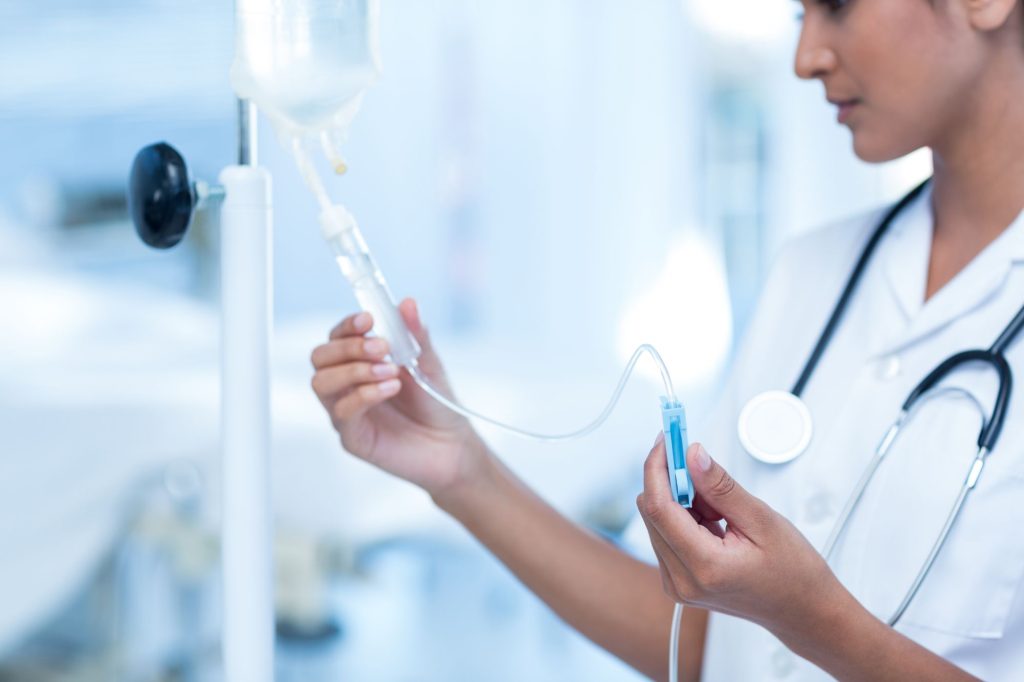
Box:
[430,436,501,515]
[779,582,885,678]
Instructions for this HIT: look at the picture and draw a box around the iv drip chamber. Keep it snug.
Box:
[320,204,422,368]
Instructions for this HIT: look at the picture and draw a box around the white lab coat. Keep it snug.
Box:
[637,185,1024,681]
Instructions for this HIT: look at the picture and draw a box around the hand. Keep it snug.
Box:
[311,298,487,497]
[636,436,854,650]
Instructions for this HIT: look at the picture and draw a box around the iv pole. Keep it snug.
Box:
[218,98,275,682]
[127,98,277,681]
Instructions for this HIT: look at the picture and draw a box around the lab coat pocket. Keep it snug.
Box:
[898,471,1024,638]
[852,396,1024,639]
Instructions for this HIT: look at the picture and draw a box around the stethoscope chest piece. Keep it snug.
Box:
[738,390,813,464]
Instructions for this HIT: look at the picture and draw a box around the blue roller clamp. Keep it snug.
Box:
[661,398,693,508]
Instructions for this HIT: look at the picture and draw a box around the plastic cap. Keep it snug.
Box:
[319,204,357,241]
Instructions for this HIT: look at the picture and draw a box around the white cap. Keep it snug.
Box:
[319,204,357,241]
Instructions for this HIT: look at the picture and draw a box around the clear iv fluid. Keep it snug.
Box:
[229,0,418,364]
[231,0,381,134]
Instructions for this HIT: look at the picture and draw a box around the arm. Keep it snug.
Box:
[435,444,708,682]
[793,594,977,682]
[311,301,706,681]
[636,440,979,682]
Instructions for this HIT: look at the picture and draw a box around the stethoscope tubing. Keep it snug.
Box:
[822,390,990,626]
[791,180,931,397]
[902,350,1013,451]
[992,303,1024,355]
[795,178,1024,626]
[886,445,988,626]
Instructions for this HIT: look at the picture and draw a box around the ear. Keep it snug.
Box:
[963,0,1019,31]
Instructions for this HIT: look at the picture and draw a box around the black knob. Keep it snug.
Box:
[128,142,196,249]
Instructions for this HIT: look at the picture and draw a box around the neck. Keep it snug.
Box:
[930,55,1024,241]
[923,52,1024,300]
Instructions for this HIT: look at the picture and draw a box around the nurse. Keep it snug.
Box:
[310,0,1024,679]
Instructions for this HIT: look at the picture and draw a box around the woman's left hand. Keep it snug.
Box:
[636,435,855,650]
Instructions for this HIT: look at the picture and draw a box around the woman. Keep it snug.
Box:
[310,0,1024,678]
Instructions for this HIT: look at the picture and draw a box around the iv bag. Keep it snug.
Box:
[230,0,381,135]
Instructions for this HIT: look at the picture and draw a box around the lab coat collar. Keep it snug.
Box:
[881,185,933,323]
[876,186,1024,357]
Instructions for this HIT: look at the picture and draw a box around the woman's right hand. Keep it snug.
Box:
[311,298,488,498]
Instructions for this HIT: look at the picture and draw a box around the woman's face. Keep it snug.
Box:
[793,0,998,162]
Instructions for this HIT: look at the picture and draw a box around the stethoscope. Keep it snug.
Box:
[737,179,1024,625]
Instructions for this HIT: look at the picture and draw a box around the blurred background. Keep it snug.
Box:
[0,1,929,680]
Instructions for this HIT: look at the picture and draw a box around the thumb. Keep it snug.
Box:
[398,297,428,342]
[686,442,770,538]
[398,298,447,379]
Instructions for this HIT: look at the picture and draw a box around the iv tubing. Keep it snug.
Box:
[407,344,676,441]
[408,345,684,681]
[291,137,332,212]
[288,142,685,681]
[669,603,683,682]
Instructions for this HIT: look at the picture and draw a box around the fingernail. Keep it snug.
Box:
[354,312,370,329]
[364,338,387,356]
[654,431,665,447]
[378,379,401,394]
[697,444,712,472]
[372,363,397,378]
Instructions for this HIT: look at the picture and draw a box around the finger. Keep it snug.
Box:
[397,298,433,353]
[690,493,725,525]
[329,311,374,341]
[640,481,725,545]
[398,298,425,337]
[654,559,676,600]
[638,501,696,599]
[397,298,454,393]
[635,517,677,597]
[652,538,680,600]
[311,336,391,370]
[311,362,400,402]
[640,437,723,558]
[330,378,402,423]
[642,434,720,525]
[329,311,373,340]
[696,514,726,539]
[688,506,726,539]
[639,504,692,576]
[686,442,773,541]
[641,432,672,504]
